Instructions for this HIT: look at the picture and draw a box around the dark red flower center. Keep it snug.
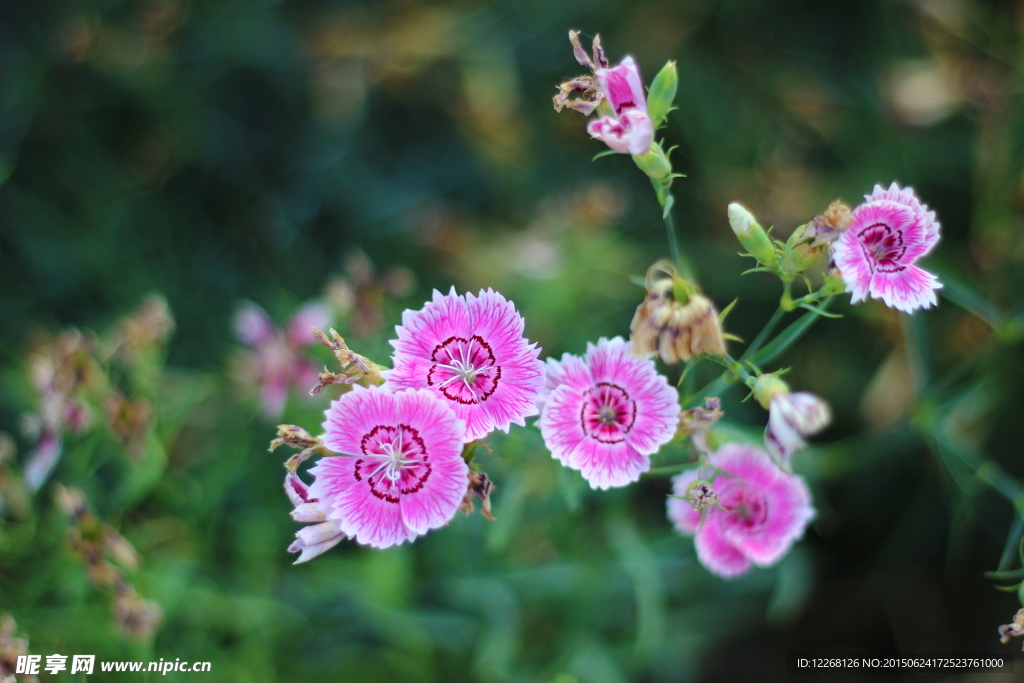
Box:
[426,335,501,405]
[858,222,907,273]
[354,424,431,504]
[579,382,636,444]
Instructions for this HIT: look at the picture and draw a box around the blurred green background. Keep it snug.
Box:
[2,0,1024,680]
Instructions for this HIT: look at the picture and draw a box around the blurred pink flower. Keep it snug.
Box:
[309,386,469,548]
[587,56,654,156]
[233,300,331,418]
[668,444,815,578]
[832,182,942,313]
[764,391,831,470]
[284,472,346,563]
[385,288,544,442]
[539,337,679,489]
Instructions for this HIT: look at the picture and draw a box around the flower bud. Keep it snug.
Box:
[781,232,825,274]
[823,263,846,295]
[646,60,678,127]
[764,390,831,469]
[728,203,777,266]
[632,141,672,184]
[685,479,718,511]
[752,373,789,410]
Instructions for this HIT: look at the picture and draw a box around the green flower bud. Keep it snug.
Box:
[647,60,678,128]
[782,241,824,274]
[752,373,790,410]
[822,266,846,295]
[633,142,672,184]
[728,203,777,266]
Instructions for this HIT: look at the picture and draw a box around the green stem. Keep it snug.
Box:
[740,306,786,362]
[780,280,795,311]
[663,198,683,273]
[684,301,832,408]
[719,353,754,387]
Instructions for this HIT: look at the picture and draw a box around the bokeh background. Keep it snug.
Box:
[2,0,1024,680]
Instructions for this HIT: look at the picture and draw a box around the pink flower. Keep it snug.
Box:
[385,289,544,442]
[668,444,815,579]
[233,300,332,417]
[539,337,679,489]
[764,392,831,470]
[832,182,942,313]
[284,472,346,563]
[587,57,654,156]
[309,386,469,548]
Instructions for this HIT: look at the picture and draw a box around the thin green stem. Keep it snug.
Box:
[684,301,832,408]
[719,353,754,386]
[663,199,683,273]
[740,306,786,362]
[780,280,794,311]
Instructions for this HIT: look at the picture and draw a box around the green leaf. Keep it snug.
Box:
[985,568,1024,581]
[936,271,1001,328]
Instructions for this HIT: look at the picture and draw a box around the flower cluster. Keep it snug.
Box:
[276,290,688,558]
[273,30,952,593]
[55,485,162,639]
[274,289,546,556]
[730,182,942,314]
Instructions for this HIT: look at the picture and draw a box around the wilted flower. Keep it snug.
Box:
[385,288,545,442]
[753,374,830,469]
[22,330,99,490]
[310,386,469,548]
[630,263,726,364]
[459,470,495,519]
[684,479,718,511]
[55,485,160,637]
[106,393,152,456]
[108,293,175,359]
[555,31,654,156]
[112,587,163,640]
[325,251,415,337]
[764,391,831,469]
[309,327,384,392]
[284,472,346,563]
[233,299,332,418]
[539,337,679,489]
[999,608,1024,648]
[805,200,853,248]
[668,444,815,578]
[678,397,724,454]
[832,182,942,313]
[552,31,607,116]
[0,614,38,683]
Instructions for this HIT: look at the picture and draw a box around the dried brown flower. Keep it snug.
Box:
[630,264,726,364]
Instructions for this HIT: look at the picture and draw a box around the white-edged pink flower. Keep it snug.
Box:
[832,182,942,313]
[309,386,469,548]
[284,472,346,563]
[587,57,654,156]
[539,337,679,489]
[764,392,831,470]
[385,288,544,442]
[668,444,815,579]
[233,300,332,417]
